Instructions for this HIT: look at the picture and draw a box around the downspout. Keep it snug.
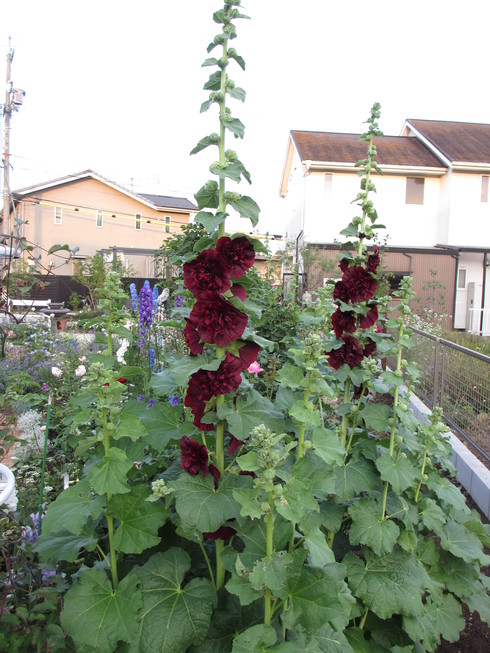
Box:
[480,253,487,335]
[402,252,413,274]
[451,253,460,330]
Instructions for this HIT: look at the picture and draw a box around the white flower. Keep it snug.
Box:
[79,355,87,362]
[51,366,62,378]
[75,364,86,377]
[116,339,129,364]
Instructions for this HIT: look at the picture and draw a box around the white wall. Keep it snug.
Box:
[445,173,490,246]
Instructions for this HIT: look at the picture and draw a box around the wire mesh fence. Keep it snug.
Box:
[406,328,490,465]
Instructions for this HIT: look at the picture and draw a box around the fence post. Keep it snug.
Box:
[433,337,441,408]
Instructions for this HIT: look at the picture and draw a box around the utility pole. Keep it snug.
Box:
[2,38,25,234]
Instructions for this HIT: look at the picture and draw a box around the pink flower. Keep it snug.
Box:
[75,364,86,378]
[51,366,62,378]
[247,361,264,378]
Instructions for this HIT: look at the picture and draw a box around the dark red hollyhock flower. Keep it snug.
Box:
[332,280,350,304]
[183,248,231,297]
[203,526,236,541]
[327,335,364,370]
[190,296,248,347]
[183,320,204,356]
[103,377,127,386]
[228,435,243,456]
[353,385,369,400]
[234,341,261,371]
[342,266,378,303]
[331,307,357,338]
[180,436,209,476]
[231,284,247,301]
[367,246,381,274]
[363,340,377,358]
[216,236,255,278]
[359,305,378,330]
[185,355,244,429]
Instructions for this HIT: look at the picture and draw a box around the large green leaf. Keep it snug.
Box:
[173,354,223,387]
[348,500,400,556]
[283,563,354,633]
[231,625,277,652]
[34,525,97,563]
[359,404,392,432]
[403,591,465,650]
[41,479,105,536]
[275,477,320,523]
[88,447,133,495]
[439,520,488,564]
[229,196,260,227]
[275,364,304,389]
[345,549,429,619]
[114,413,148,442]
[312,427,345,466]
[426,473,470,515]
[123,399,181,449]
[418,498,446,532]
[109,484,169,554]
[289,400,322,428]
[375,454,417,495]
[194,210,227,233]
[249,551,294,597]
[217,389,284,439]
[131,548,216,653]
[171,473,242,534]
[62,567,141,653]
[195,180,220,210]
[236,516,293,569]
[303,527,336,568]
[334,457,379,501]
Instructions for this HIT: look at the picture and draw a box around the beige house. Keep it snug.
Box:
[11,170,198,278]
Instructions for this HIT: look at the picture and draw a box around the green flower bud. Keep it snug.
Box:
[225,149,237,161]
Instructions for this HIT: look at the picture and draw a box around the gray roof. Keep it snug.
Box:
[138,193,197,211]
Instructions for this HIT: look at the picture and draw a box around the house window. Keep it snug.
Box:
[96,211,103,228]
[457,268,467,289]
[54,207,62,225]
[324,173,333,200]
[135,213,142,230]
[165,216,171,233]
[482,176,489,203]
[405,177,424,204]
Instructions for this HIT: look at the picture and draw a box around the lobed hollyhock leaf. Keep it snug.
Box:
[426,473,470,515]
[275,363,304,389]
[375,453,418,495]
[62,567,141,653]
[109,484,169,554]
[282,563,354,633]
[344,549,430,620]
[312,427,345,466]
[221,115,245,138]
[203,70,222,90]
[227,86,246,102]
[334,457,379,501]
[439,520,489,565]
[229,196,260,227]
[122,399,181,449]
[130,549,216,653]
[113,413,147,442]
[303,527,336,568]
[171,473,243,534]
[348,499,400,556]
[236,516,293,570]
[88,447,133,495]
[217,389,285,439]
[249,551,294,597]
[289,400,322,428]
[403,591,464,650]
[226,569,263,605]
[34,525,98,563]
[41,479,105,536]
[359,403,392,432]
[275,477,320,524]
[191,134,220,154]
[435,550,480,598]
[195,180,220,209]
[195,210,227,232]
[466,581,490,625]
[148,369,178,397]
[231,624,277,652]
[172,354,223,387]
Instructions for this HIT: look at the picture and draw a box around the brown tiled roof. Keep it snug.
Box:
[138,193,197,211]
[291,131,445,168]
[407,119,490,164]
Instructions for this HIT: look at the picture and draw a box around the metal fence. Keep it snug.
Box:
[407,328,490,465]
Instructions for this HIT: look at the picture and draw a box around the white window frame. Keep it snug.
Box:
[457,267,467,290]
[54,207,62,225]
[405,177,425,205]
[96,211,103,228]
[135,213,142,230]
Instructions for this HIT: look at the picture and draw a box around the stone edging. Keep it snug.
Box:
[409,391,490,520]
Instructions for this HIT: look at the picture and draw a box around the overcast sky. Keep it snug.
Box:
[2,0,490,236]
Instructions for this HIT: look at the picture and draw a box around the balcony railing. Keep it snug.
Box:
[468,308,490,336]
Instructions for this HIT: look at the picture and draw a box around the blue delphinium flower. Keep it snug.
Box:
[168,395,180,406]
[130,283,138,312]
[147,398,155,408]
[152,286,159,316]
[150,347,155,368]
[174,285,184,308]
[138,281,153,349]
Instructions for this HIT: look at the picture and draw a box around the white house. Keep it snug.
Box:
[279,120,490,334]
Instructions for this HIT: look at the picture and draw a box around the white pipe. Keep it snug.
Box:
[0,462,16,507]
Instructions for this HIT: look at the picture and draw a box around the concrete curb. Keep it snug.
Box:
[409,391,490,520]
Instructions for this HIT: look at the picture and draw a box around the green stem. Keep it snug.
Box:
[199,541,216,589]
[102,407,118,589]
[264,492,274,626]
[37,394,52,535]
[414,447,428,503]
[360,608,369,630]
[344,395,363,460]
[215,539,225,590]
[217,34,229,237]
[340,380,351,448]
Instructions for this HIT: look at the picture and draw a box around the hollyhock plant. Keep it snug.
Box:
[216,236,255,278]
[327,334,365,370]
[183,248,231,296]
